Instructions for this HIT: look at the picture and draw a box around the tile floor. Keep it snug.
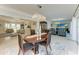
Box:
[0,36,19,55]
[0,35,78,55]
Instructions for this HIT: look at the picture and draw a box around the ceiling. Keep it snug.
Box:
[0,4,78,21]
[0,15,32,23]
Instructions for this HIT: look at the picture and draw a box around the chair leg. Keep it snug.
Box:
[35,43,39,54]
[23,50,25,55]
[18,48,25,55]
[18,49,20,55]
[22,49,26,55]
[32,48,35,55]
[49,44,52,50]
[45,45,48,55]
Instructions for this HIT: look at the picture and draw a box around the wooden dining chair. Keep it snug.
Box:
[39,31,52,55]
[18,34,35,55]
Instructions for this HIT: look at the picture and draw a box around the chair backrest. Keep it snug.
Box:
[18,34,23,49]
[47,31,52,45]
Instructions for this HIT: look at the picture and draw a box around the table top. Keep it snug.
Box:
[24,33,47,44]
[25,33,47,38]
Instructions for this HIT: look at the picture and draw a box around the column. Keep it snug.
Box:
[70,17,77,41]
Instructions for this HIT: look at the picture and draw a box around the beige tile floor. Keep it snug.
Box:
[0,35,78,55]
[0,36,19,55]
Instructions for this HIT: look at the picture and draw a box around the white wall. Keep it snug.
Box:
[77,17,79,43]
[47,20,52,29]
[0,24,5,33]
[70,17,77,41]
[73,7,79,43]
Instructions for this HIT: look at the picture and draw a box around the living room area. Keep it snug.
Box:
[0,4,79,55]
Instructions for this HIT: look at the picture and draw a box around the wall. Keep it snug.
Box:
[78,18,79,43]
[30,21,36,30]
[73,7,79,43]
[0,20,6,33]
[70,17,77,41]
[76,16,79,43]
[24,20,36,35]
[47,20,52,29]
[24,20,36,30]
[0,24,5,33]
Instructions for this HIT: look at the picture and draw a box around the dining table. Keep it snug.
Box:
[24,33,48,54]
[24,33,48,44]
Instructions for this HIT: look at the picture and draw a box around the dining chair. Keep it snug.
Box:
[18,34,35,55]
[39,31,52,55]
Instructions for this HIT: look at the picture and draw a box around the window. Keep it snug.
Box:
[5,23,20,30]
[16,24,20,30]
[11,24,16,29]
[5,23,10,29]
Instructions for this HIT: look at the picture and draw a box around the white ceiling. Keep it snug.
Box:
[0,4,78,21]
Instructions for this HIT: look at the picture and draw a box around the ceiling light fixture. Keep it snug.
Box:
[52,18,65,21]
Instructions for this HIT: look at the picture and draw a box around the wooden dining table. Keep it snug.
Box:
[23,33,48,54]
[24,33,48,44]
